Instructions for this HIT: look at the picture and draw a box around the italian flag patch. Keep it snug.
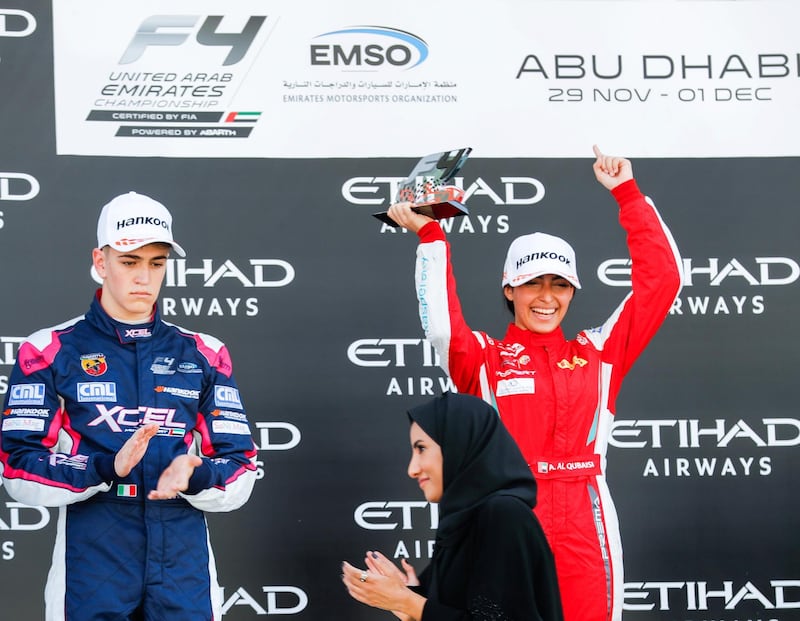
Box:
[117,484,138,497]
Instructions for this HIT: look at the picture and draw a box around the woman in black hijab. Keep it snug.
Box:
[342,392,563,620]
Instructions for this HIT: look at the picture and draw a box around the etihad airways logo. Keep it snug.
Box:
[345,174,542,235]
[343,175,545,206]
[610,418,799,449]
[0,501,52,562]
[348,338,440,368]
[158,258,294,317]
[0,502,50,531]
[347,337,455,396]
[355,500,439,560]
[221,585,307,615]
[600,256,797,316]
[89,256,293,316]
[0,10,36,38]
[164,258,294,287]
[0,172,39,201]
[355,501,439,531]
[599,257,798,287]
[611,417,798,478]
[624,578,800,612]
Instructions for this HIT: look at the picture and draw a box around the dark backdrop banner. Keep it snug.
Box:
[0,2,798,620]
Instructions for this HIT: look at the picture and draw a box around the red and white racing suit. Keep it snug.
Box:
[412,179,683,621]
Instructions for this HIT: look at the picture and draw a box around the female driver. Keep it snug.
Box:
[381,146,683,621]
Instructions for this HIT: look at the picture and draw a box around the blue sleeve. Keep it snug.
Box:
[0,333,112,507]
[180,339,258,512]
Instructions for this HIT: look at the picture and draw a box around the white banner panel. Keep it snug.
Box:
[53,0,800,158]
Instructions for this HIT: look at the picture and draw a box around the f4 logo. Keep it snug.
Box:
[120,15,267,66]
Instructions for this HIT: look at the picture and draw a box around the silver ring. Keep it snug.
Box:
[359,571,368,582]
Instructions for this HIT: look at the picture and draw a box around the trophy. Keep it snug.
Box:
[373,147,472,226]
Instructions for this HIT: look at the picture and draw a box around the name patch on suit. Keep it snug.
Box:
[496,377,535,396]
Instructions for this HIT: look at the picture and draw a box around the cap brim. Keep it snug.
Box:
[504,269,581,289]
[107,238,186,257]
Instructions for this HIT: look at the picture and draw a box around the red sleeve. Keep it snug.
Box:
[414,222,489,396]
[598,179,683,409]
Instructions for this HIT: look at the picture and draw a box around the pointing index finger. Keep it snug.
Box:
[592,144,603,159]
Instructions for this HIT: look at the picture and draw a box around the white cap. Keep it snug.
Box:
[501,232,581,289]
[96,191,186,257]
[91,192,185,284]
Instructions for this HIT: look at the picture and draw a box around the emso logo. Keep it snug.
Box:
[120,15,267,66]
[311,26,428,71]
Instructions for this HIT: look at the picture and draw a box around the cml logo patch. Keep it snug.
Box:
[214,385,242,409]
[8,383,45,406]
[81,353,108,377]
[77,382,118,402]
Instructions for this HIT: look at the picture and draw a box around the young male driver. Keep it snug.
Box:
[0,191,258,620]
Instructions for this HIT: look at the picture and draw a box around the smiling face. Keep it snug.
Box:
[92,243,170,322]
[407,422,444,503]
[503,273,575,334]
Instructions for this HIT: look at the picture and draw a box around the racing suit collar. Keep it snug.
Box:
[504,322,566,348]
[87,290,159,344]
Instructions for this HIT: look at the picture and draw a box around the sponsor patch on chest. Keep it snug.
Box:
[556,356,589,370]
[496,377,535,397]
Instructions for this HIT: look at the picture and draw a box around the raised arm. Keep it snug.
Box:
[389,203,489,395]
[583,146,684,405]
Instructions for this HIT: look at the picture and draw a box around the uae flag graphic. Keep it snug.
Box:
[117,484,138,497]
[224,111,262,123]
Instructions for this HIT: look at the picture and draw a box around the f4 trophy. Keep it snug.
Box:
[373,147,472,227]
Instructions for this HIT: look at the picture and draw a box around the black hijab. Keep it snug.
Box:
[407,392,537,548]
